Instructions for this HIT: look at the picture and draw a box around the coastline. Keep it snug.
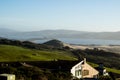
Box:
[64,43,120,54]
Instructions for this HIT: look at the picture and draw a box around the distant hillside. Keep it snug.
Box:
[0,38,53,50]
[0,28,18,33]
[0,38,70,50]
[1,29,120,40]
[0,28,19,39]
[0,38,76,61]
[0,45,76,61]
[43,39,64,48]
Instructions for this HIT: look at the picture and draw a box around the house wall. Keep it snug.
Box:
[71,59,99,79]
[71,61,83,79]
[0,74,15,80]
[8,75,15,80]
[82,63,99,78]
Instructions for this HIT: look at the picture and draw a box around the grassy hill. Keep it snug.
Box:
[0,45,77,61]
[0,44,120,78]
[43,39,64,48]
[88,62,120,74]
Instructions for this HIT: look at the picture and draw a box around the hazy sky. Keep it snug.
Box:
[0,0,120,32]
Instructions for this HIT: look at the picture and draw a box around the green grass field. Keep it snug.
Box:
[0,45,119,74]
[0,45,77,61]
[88,62,120,74]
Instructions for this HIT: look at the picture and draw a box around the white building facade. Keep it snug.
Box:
[71,58,99,79]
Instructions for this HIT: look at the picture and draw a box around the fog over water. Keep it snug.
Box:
[33,38,120,45]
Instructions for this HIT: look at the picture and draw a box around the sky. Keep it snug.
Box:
[0,0,120,32]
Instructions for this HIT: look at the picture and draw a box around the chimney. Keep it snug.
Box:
[83,58,86,63]
[99,63,104,69]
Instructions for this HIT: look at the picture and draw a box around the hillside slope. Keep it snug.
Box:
[43,39,64,48]
[0,45,77,61]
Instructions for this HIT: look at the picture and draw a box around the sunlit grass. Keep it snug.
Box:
[0,45,77,61]
[88,62,120,74]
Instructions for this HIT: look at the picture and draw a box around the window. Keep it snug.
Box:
[82,70,89,76]
[75,70,78,76]
[75,70,81,76]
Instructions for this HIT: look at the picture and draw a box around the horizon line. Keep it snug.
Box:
[0,27,120,33]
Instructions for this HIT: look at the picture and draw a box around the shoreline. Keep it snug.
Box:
[64,43,120,54]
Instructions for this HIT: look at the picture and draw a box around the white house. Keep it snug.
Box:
[71,58,99,79]
[0,74,15,80]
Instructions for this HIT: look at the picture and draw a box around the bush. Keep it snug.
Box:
[99,76,113,80]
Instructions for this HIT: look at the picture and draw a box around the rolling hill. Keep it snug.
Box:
[0,39,120,77]
[0,45,77,62]
[43,39,64,48]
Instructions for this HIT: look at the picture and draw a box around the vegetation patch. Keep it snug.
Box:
[0,45,77,61]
